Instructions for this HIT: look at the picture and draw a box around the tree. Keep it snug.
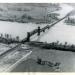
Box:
[6,34,9,39]
[1,33,3,38]
[21,14,27,19]
[67,17,70,21]
[71,44,74,48]
[16,36,19,42]
[28,16,32,20]
[5,34,7,38]
[65,42,67,45]
[64,42,68,48]
[56,40,59,45]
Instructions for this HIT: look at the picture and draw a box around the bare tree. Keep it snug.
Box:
[6,34,9,39]
[16,36,19,41]
[1,33,3,38]
[65,42,67,45]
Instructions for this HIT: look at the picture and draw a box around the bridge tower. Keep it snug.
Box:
[37,26,40,36]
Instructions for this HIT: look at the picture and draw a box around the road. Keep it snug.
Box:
[0,44,32,72]
[5,50,32,72]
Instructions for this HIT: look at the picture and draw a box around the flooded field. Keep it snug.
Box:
[0,21,47,40]
[11,46,75,72]
[38,19,75,45]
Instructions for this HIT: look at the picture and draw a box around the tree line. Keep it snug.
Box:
[28,41,75,52]
[0,33,20,44]
[64,16,75,25]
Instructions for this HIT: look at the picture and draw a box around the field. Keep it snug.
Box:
[0,3,60,23]
[11,46,75,72]
[0,43,11,55]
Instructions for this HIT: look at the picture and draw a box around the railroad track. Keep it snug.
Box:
[0,43,21,59]
[0,43,32,72]
[4,51,32,72]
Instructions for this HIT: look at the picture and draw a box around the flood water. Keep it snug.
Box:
[39,19,75,45]
[0,21,46,40]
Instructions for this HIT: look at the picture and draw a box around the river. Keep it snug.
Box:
[0,21,47,40]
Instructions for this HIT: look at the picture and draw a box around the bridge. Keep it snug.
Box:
[21,11,72,43]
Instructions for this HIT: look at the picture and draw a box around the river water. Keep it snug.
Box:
[0,21,47,40]
[39,19,75,45]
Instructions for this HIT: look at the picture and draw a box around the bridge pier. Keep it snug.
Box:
[27,32,30,42]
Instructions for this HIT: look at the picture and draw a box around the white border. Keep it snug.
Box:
[0,0,75,3]
[0,0,74,75]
